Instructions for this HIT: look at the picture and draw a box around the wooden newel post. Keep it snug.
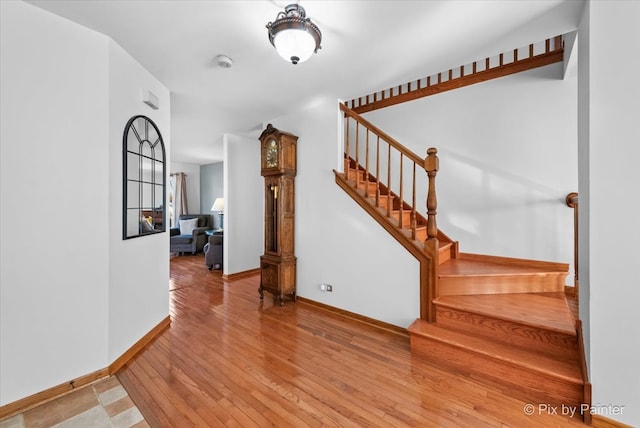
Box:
[425,148,439,241]
[423,147,439,322]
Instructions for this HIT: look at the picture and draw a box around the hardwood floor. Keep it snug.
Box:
[117,254,586,427]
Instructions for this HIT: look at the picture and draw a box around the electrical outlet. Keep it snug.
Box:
[320,283,333,292]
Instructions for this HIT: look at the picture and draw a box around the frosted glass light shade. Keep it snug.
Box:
[266,3,321,65]
[273,28,316,64]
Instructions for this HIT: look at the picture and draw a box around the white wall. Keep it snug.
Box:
[107,40,171,363]
[223,134,263,275]
[0,1,110,405]
[364,62,578,270]
[577,0,592,373]
[270,100,421,327]
[170,161,201,215]
[580,2,640,425]
[0,1,170,406]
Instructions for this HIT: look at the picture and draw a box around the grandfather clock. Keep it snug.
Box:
[259,124,297,306]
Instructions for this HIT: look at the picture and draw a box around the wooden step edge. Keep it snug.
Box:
[408,320,582,384]
[432,296,577,337]
[438,242,452,253]
[459,252,569,272]
[437,242,453,264]
[437,279,567,297]
[439,270,569,279]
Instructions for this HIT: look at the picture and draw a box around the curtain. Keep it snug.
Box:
[173,172,188,222]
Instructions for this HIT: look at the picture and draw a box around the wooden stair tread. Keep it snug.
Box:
[434,293,576,336]
[439,241,452,250]
[408,320,582,384]
[439,258,566,277]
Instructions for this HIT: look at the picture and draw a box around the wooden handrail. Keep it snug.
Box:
[340,103,423,165]
[566,192,579,304]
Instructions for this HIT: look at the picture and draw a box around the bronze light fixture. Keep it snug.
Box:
[266,3,322,65]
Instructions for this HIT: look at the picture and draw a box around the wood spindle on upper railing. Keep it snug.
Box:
[554,35,562,50]
[566,192,579,303]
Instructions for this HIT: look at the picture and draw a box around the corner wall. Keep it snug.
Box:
[107,40,171,364]
[0,1,170,406]
[223,134,262,275]
[0,1,110,405]
[579,2,640,425]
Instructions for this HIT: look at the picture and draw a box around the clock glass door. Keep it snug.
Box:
[265,180,278,253]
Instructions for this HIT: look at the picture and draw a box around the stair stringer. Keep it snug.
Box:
[335,170,428,263]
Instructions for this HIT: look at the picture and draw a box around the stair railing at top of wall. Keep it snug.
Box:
[340,102,440,321]
[345,36,564,115]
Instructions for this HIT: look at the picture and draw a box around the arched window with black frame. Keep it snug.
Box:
[123,115,166,239]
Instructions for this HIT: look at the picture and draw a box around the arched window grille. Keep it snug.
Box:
[123,115,166,239]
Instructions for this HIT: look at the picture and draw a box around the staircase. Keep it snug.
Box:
[408,257,588,416]
[335,102,591,423]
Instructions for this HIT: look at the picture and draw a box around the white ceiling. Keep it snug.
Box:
[27,0,584,165]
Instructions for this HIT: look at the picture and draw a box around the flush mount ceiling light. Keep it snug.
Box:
[266,3,322,65]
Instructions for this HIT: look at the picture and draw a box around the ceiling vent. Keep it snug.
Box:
[215,55,233,69]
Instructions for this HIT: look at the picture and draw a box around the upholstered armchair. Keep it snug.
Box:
[170,214,211,255]
[204,234,223,270]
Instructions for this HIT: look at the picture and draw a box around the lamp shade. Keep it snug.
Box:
[211,198,224,212]
[266,4,321,65]
[273,28,317,64]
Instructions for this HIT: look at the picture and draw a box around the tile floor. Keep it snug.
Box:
[0,376,148,428]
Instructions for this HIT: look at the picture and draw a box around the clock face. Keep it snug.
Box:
[265,139,278,168]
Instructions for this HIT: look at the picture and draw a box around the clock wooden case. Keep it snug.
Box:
[259,124,297,306]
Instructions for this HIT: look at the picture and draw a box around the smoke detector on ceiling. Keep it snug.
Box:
[215,55,233,69]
